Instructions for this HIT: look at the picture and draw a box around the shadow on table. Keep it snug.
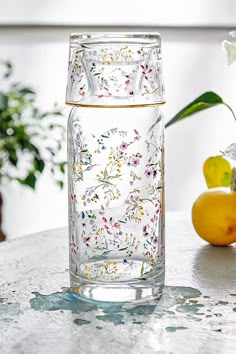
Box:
[192,244,236,291]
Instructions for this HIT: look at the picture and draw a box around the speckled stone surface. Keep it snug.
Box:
[0,212,236,354]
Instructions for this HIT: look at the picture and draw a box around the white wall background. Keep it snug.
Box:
[1,0,236,27]
[1,1,236,239]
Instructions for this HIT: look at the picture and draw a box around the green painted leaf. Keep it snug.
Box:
[102,250,112,256]
[165,92,224,128]
[118,247,128,251]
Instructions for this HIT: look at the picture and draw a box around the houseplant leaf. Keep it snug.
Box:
[18,172,37,189]
[0,59,66,189]
[165,91,235,128]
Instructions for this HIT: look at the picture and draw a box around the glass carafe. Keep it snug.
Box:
[66,32,165,302]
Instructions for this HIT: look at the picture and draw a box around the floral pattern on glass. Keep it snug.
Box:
[66,44,164,103]
[69,120,164,281]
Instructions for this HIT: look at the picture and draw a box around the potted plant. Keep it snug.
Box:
[0,59,66,241]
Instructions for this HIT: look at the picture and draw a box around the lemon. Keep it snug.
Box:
[192,188,236,246]
[203,155,232,188]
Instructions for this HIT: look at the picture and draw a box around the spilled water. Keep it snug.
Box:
[29,286,202,327]
[165,326,188,332]
[0,301,22,317]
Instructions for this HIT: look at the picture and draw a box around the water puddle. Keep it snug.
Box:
[30,286,202,326]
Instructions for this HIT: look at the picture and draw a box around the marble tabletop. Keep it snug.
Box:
[0,212,236,354]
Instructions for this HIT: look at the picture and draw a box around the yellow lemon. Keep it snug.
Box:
[192,188,236,246]
[203,155,232,188]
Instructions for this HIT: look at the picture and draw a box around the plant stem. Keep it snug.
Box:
[223,103,236,122]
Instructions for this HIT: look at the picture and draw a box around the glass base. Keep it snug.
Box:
[70,266,164,303]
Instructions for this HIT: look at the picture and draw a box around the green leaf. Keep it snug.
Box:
[40,111,62,119]
[18,88,35,95]
[0,93,8,111]
[46,147,55,156]
[33,158,45,173]
[48,124,65,132]
[1,60,13,78]
[59,163,66,174]
[40,112,50,119]
[57,180,64,189]
[0,58,66,190]
[18,172,37,189]
[8,151,18,166]
[165,91,224,128]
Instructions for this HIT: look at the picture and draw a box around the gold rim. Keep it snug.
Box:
[65,102,166,108]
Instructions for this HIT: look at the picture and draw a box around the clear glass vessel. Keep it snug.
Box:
[66,32,165,302]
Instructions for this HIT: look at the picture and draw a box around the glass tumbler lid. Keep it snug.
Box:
[66,32,165,107]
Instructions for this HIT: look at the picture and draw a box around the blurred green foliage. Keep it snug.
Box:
[0,59,66,189]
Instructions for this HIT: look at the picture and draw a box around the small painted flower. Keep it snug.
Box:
[153,170,157,178]
[145,169,152,177]
[120,142,128,150]
[152,236,158,244]
[132,158,140,166]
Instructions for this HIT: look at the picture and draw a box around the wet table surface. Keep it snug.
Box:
[0,212,236,354]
